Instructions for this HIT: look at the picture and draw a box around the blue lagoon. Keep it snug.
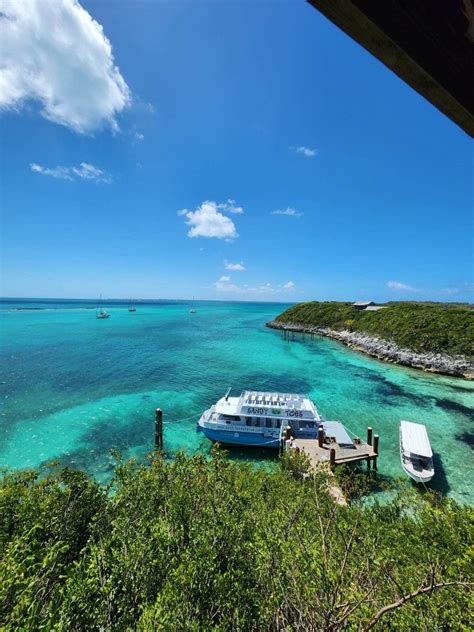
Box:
[1,299,473,503]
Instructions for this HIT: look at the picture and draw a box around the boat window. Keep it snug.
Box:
[265,418,272,428]
[253,417,260,427]
[221,414,240,422]
[274,419,281,428]
[245,417,252,427]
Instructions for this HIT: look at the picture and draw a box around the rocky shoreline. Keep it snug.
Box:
[266,320,474,380]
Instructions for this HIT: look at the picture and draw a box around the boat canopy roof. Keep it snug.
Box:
[214,390,320,420]
[240,391,309,409]
[400,420,433,458]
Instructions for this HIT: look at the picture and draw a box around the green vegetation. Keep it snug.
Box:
[1,450,472,630]
[274,301,474,357]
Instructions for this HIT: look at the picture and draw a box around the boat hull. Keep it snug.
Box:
[198,426,280,449]
[401,462,434,484]
[399,421,434,483]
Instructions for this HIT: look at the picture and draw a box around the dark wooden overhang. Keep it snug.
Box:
[307,0,474,136]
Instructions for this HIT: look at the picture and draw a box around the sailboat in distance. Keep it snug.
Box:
[96,294,110,319]
[128,298,136,312]
[190,296,197,314]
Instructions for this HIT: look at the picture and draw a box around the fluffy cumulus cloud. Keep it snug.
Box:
[178,200,241,240]
[387,281,418,292]
[30,161,111,183]
[271,207,302,218]
[283,281,295,290]
[0,0,131,133]
[219,275,230,282]
[224,261,245,271]
[293,146,317,157]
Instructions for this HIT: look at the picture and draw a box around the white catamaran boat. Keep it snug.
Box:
[399,420,434,483]
[197,389,323,448]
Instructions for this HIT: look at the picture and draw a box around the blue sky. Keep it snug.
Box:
[1,0,472,302]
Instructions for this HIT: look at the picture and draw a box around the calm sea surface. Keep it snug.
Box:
[1,299,473,503]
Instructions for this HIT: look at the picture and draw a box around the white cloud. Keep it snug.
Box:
[271,207,303,218]
[387,281,419,292]
[134,132,144,141]
[0,0,131,134]
[225,261,245,271]
[178,200,239,240]
[30,163,73,181]
[293,146,317,157]
[214,279,297,296]
[214,279,240,292]
[30,161,111,183]
[217,199,244,214]
[438,287,459,296]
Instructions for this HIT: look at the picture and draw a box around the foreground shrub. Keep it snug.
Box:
[0,450,472,630]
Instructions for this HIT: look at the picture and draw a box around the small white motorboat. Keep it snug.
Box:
[399,420,434,483]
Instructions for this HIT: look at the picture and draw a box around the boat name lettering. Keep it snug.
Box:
[286,409,304,418]
[247,407,268,415]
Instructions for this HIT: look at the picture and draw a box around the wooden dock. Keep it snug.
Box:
[293,438,377,466]
[290,425,379,470]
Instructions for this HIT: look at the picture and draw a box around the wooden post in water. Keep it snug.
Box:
[318,427,324,448]
[366,426,373,470]
[155,408,163,450]
[330,447,336,469]
[373,434,379,471]
[367,426,373,446]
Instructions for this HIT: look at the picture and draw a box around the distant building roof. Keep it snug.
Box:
[364,305,387,311]
[353,301,374,307]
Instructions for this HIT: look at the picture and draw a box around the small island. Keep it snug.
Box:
[267,301,474,379]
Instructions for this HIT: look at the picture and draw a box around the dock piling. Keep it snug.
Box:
[318,427,324,448]
[366,427,373,469]
[367,426,373,446]
[373,434,379,471]
[329,447,336,469]
[155,408,163,450]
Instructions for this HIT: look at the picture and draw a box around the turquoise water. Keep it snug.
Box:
[1,299,473,503]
